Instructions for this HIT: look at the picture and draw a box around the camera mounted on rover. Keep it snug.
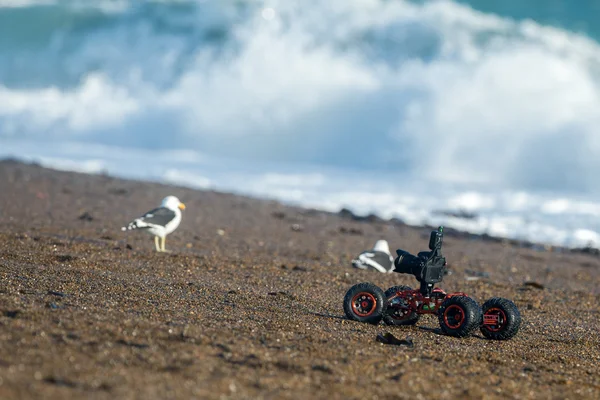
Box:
[393,226,447,296]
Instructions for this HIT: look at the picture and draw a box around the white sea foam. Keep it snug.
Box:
[0,74,140,132]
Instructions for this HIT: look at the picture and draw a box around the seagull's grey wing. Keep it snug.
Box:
[137,207,176,227]
[123,207,176,231]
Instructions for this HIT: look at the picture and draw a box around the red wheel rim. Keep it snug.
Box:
[444,305,465,329]
[483,307,507,332]
[351,292,377,317]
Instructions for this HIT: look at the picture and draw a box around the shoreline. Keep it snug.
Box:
[3,157,598,258]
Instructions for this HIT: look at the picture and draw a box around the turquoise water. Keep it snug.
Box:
[458,0,600,40]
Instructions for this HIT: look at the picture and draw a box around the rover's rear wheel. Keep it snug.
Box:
[343,282,386,325]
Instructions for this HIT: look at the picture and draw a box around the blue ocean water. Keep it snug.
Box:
[2,0,600,248]
[457,0,600,41]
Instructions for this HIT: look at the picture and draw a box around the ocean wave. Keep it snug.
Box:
[1,1,599,191]
[2,0,600,246]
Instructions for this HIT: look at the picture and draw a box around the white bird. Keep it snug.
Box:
[121,195,186,252]
[351,239,395,273]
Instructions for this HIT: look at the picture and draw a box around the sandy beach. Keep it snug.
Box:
[0,159,599,400]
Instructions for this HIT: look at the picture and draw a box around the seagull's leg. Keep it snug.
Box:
[161,236,171,253]
[154,236,161,252]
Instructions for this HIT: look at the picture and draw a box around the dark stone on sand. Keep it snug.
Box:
[116,340,149,349]
[338,208,355,219]
[55,255,75,263]
[4,310,20,318]
[339,226,363,235]
[523,281,545,290]
[44,376,78,388]
[480,233,504,243]
[338,208,383,223]
[272,211,286,219]
[268,291,292,298]
[311,364,333,373]
[78,212,94,221]
[571,246,600,256]
[376,333,414,348]
[363,214,382,223]
[389,217,405,225]
[108,188,128,196]
[464,269,490,279]
[389,373,404,381]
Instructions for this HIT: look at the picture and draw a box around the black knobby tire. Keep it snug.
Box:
[438,296,482,337]
[343,282,386,325]
[383,285,419,326]
[480,297,521,340]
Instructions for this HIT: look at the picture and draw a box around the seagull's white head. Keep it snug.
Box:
[161,196,186,211]
[373,239,390,255]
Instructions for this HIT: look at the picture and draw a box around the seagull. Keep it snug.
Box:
[121,195,186,252]
[351,239,395,273]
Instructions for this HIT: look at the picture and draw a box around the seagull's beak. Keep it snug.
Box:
[178,202,186,210]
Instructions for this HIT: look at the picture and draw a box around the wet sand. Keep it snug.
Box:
[0,160,599,399]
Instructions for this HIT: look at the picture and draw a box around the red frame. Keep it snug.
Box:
[387,288,469,315]
[481,307,505,329]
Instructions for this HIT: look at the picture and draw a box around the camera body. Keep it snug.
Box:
[393,227,447,286]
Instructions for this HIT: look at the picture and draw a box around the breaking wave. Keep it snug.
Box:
[2,0,600,247]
